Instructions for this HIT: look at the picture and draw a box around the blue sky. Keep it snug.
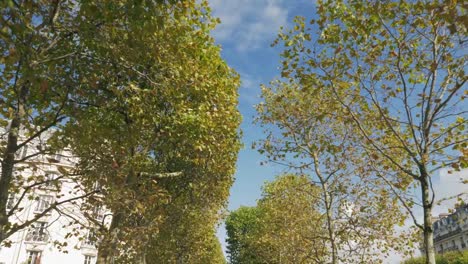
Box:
[209,0,317,209]
[208,1,467,263]
[208,0,316,259]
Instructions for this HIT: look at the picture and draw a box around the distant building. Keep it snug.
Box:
[433,204,468,254]
[0,135,108,264]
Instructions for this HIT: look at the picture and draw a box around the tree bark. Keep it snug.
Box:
[96,215,122,264]
[420,174,436,264]
[96,141,136,264]
[0,84,28,244]
[312,152,337,264]
[323,188,337,264]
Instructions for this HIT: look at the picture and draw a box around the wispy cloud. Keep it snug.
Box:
[239,72,262,105]
[209,0,289,51]
[433,168,468,213]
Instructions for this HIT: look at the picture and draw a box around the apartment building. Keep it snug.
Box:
[433,204,468,254]
[0,137,107,264]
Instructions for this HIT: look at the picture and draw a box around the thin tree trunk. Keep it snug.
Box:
[420,174,435,264]
[0,84,28,244]
[312,152,337,264]
[97,140,136,264]
[323,189,337,264]
[0,116,19,243]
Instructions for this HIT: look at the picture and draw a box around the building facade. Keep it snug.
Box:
[0,138,107,264]
[433,204,468,254]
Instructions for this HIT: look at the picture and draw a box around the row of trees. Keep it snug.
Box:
[227,174,413,264]
[227,1,466,264]
[0,0,240,263]
[226,175,327,264]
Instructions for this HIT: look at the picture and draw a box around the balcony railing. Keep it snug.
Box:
[25,232,49,242]
[434,227,462,242]
[444,246,459,252]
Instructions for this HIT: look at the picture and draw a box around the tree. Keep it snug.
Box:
[226,175,327,264]
[254,174,327,264]
[257,81,411,263]
[272,1,467,263]
[1,1,241,262]
[0,0,103,245]
[225,206,263,264]
[62,1,241,262]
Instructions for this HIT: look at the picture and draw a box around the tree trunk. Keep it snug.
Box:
[0,116,19,243]
[96,144,136,264]
[312,152,337,264]
[96,213,122,264]
[324,190,337,264]
[420,174,435,264]
[0,84,27,244]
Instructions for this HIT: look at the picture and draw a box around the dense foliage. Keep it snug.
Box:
[226,175,327,264]
[1,0,240,263]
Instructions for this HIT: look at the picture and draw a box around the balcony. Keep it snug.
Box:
[434,227,462,242]
[25,232,49,243]
[443,246,459,252]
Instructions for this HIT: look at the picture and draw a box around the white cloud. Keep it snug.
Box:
[239,72,262,105]
[433,168,468,214]
[209,0,289,51]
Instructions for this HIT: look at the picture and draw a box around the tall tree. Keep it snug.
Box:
[257,81,411,263]
[226,175,327,264]
[0,1,241,261]
[225,206,263,264]
[64,1,241,262]
[0,0,103,245]
[272,1,467,263]
[254,174,327,264]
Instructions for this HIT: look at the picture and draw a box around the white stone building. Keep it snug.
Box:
[0,137,107,264]
[433,204,468,254]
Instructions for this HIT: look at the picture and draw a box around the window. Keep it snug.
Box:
[35,195,54,213]
[54,152,62,163]
[92,205,104,221]
[83,231,97,247]
[84,255,95,264]
[15,145,28,160]
[92,181,101,192]
[26,222,48,242]
[26,251,41,264]
[6,195,15,210]
[43,172,59,188]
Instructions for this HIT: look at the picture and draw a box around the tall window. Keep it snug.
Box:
[26,250,41,264]
[6,194,15,210]
[15,145,28,160]
[92,205,104,221]
[54,151,62,163]
[83,231,96,247]
[26,222,48,242]
[84,255,95,264]
[43,172,59,189]
[48,151,61,163]
[35,195,54,213]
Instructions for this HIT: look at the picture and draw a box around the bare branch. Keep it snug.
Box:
[6,190,99,238]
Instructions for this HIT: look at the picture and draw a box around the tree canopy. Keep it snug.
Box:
[1,1,240,263]
[268,1,467,263]
[226,174,327,264]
